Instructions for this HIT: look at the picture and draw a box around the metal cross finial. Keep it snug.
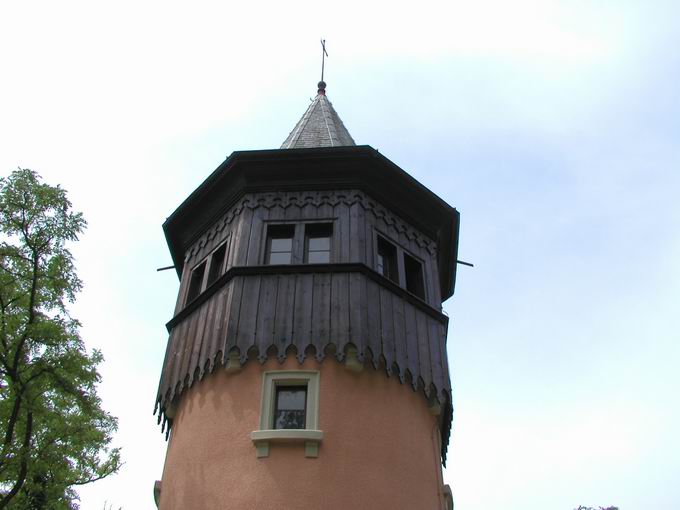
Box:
[320,39,328,82]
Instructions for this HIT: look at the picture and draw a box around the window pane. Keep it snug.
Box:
[277,388,306,409]
[404,253,425,299]
[207,243,227,286]
[305,223,332,264]
[307,251,330,263]
[274,387,307,429]
[377,237,398,283]
[270,237,293,253]
[269,251,292,265]
[266,225,295,265]
[308,237,330,251]
[186,261,206,304]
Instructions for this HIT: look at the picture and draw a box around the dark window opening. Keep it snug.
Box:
[273,385,307,429]
[186,261,206,303]
[404,253,425,299]
[377,236,398,283]
[207,242,227,287]
[305,223,332,263]
[266,225,295,264]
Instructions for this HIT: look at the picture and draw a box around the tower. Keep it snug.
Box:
[154,81,460,509]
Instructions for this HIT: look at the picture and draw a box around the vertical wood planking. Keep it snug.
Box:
[188,298,212,382]
[378,287,395,368]
[232,203,254,267]
[335,199,350,263]
[428,319,445,396]
[311,273,331,357]
[391,292,407,380]
[348,272,366,354]
[420,242,438,306]
[437,323,451,402]
[292,274,313,353]
[255,275,278,355]
[173,258,191,316]
[330,272,350,352]
[429,248,442,305]
[235,275,261,354]
[246,205,266,266]
[365,280,382,363]
[403,302,419,386]
[177,312,200,392]
[415,309,431,392]
[224,276,244,359]
[224,207,241,269]
[273,274,296,353]
[348,197,365,263]
[364,206,375,270]
[165,320,187,399]
[206,284,229,371]
[316,191,334,219]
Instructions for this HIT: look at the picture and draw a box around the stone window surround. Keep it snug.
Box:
[250,370,322,458]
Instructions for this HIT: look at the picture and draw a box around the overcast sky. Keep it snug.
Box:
[1,1,679,508]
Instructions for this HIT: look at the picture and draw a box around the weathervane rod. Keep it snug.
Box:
[320,38,328,82]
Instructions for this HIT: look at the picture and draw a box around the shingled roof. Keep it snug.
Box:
[281,81,355,149]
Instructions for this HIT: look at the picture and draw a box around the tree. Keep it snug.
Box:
[574,506,619,510]
[0,169,121,509]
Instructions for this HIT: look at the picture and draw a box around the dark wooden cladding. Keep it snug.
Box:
[157,186,455,461]
[156,270,450,414]
[175,189,440,309]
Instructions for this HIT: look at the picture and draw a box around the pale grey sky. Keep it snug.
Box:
[1,1,679,508]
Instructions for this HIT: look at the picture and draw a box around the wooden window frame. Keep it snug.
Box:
[264,224,296,265]
[304,223,333,264]
[376,235,399,283]
[262,220,335,265]
[183,237,230,306]
[185,259,207,305]
[373,229,428,303]
[403,251,426,300]
[206,240,228,288]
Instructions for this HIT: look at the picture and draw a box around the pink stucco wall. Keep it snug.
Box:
[159,357,446,509]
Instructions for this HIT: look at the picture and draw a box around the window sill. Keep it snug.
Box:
[250,429,323,458]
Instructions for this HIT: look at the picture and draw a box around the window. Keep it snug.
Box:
[374,231,429,303]
[265,225,295,264]
[404,253,425,300]
[250,371,322,458]
[185,261,206,303]
[304,223,332,263]
[274,386,307,429]
[377,236,398,283]
[183,240,229,306]
[206,242,227,287]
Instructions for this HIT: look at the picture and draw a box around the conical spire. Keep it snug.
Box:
[281,81,355,149]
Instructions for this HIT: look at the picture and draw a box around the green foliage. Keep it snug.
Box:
[0,169,121,508]
[575,506,619,510]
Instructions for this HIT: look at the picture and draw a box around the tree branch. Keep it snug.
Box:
[0,409,33,508]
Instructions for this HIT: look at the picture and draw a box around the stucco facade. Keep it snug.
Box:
[159,356,446,509]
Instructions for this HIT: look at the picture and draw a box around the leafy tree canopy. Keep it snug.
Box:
[575,506,619,510]
[0,169,121,509]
